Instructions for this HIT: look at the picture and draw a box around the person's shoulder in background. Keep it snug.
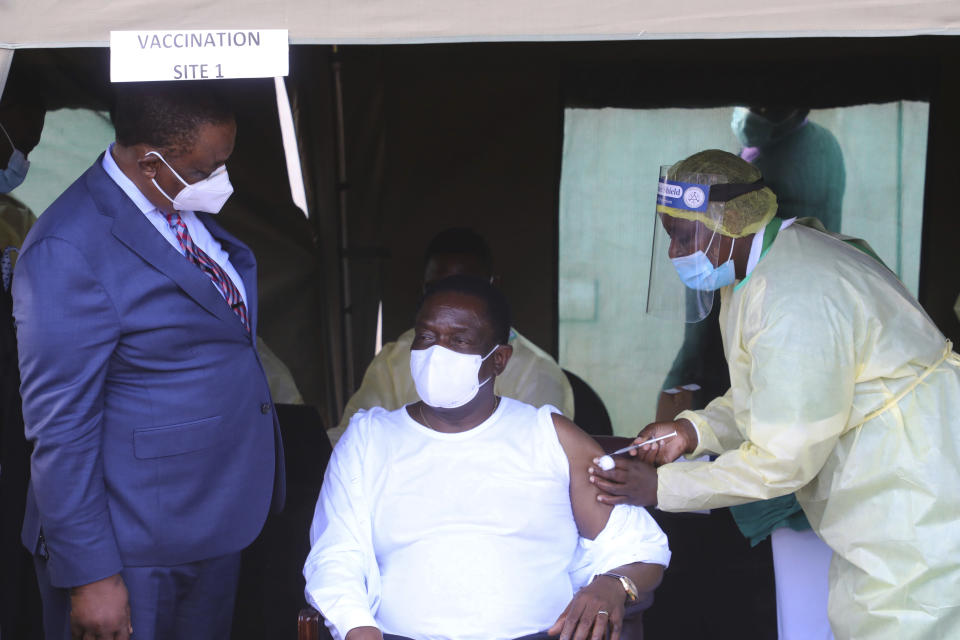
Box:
[0,194,36,248]
[498,328,576,418]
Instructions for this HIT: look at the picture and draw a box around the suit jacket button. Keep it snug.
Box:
[260,402,271,414]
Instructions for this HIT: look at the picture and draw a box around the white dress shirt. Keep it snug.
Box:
[101,145,247,306]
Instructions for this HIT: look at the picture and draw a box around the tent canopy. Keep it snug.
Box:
[2,0,959,48]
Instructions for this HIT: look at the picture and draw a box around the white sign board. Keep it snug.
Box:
[110,29,288,82]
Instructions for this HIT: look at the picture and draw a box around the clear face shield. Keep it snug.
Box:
[646,166,759,323]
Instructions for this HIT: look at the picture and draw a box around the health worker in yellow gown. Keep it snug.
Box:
[589,149,960,639]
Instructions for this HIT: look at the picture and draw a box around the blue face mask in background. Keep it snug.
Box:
[0,122,30,194]
[0,148,30,194]
[730,107,776,148]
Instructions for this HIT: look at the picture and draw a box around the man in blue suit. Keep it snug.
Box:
[13,81,284,640]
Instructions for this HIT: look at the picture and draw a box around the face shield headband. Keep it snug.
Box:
[655,175,776,239]
[657,177,767,211]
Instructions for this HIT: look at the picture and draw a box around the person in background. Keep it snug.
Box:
[14,81,284,640]
[330,227,573,444]
[0,81,44,286]
[306,275,668,640]
[594,149,960,640]
[0,70,46,640]
[731,106,845,232]
[258,336,305,405]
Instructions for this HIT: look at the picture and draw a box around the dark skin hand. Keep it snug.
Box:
[344,627,382,640]
[548,575,625,640]
[631,419,699,466]
[547,563,664,640]
[588,419,699,507]
[69,573,132,640]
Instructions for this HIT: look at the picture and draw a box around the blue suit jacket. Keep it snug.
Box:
[13,157,285,589]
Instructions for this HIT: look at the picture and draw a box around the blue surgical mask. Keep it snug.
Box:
[0,122,29,194]
[671,231,737,291]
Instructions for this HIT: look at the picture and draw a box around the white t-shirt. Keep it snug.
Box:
[304,397,671,640]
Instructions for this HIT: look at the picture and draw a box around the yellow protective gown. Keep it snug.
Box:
[333,327,574,435]
[656,223,960,639]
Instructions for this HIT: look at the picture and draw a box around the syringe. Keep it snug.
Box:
[595,431,678,471]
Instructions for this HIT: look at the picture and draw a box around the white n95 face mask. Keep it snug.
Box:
[146,150,234,213]
[410,344,498,409]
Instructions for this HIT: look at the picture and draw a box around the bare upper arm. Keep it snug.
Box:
[551,412,612,540]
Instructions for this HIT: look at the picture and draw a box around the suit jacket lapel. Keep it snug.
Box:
[200,212,259,336]
[84,160,249,334]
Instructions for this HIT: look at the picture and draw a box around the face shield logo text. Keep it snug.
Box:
[658,181,683,204]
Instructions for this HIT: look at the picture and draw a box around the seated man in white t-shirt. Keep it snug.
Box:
[304,275,670,640]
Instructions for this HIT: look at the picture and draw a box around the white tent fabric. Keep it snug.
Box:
[1,0,958,48]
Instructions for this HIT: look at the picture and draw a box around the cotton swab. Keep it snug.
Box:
[595,431,678,471]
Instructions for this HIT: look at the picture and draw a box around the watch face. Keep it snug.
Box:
[606,573,639,602]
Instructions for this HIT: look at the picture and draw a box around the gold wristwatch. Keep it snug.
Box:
[599,572,639,603]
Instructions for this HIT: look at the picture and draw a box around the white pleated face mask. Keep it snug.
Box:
[409,344,498,409]
[146,150,234,214]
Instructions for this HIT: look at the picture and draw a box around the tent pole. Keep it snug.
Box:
[331,45,356,397]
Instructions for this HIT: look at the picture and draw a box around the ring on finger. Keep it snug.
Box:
[597,610,609,617]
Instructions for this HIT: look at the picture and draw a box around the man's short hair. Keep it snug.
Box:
[419,274,511,346]
[0,64,46,154]
[112,81,233,155]
[422,228,494,274]
[0,63,44,112]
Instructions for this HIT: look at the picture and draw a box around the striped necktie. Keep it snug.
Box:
[164,212,250,333]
